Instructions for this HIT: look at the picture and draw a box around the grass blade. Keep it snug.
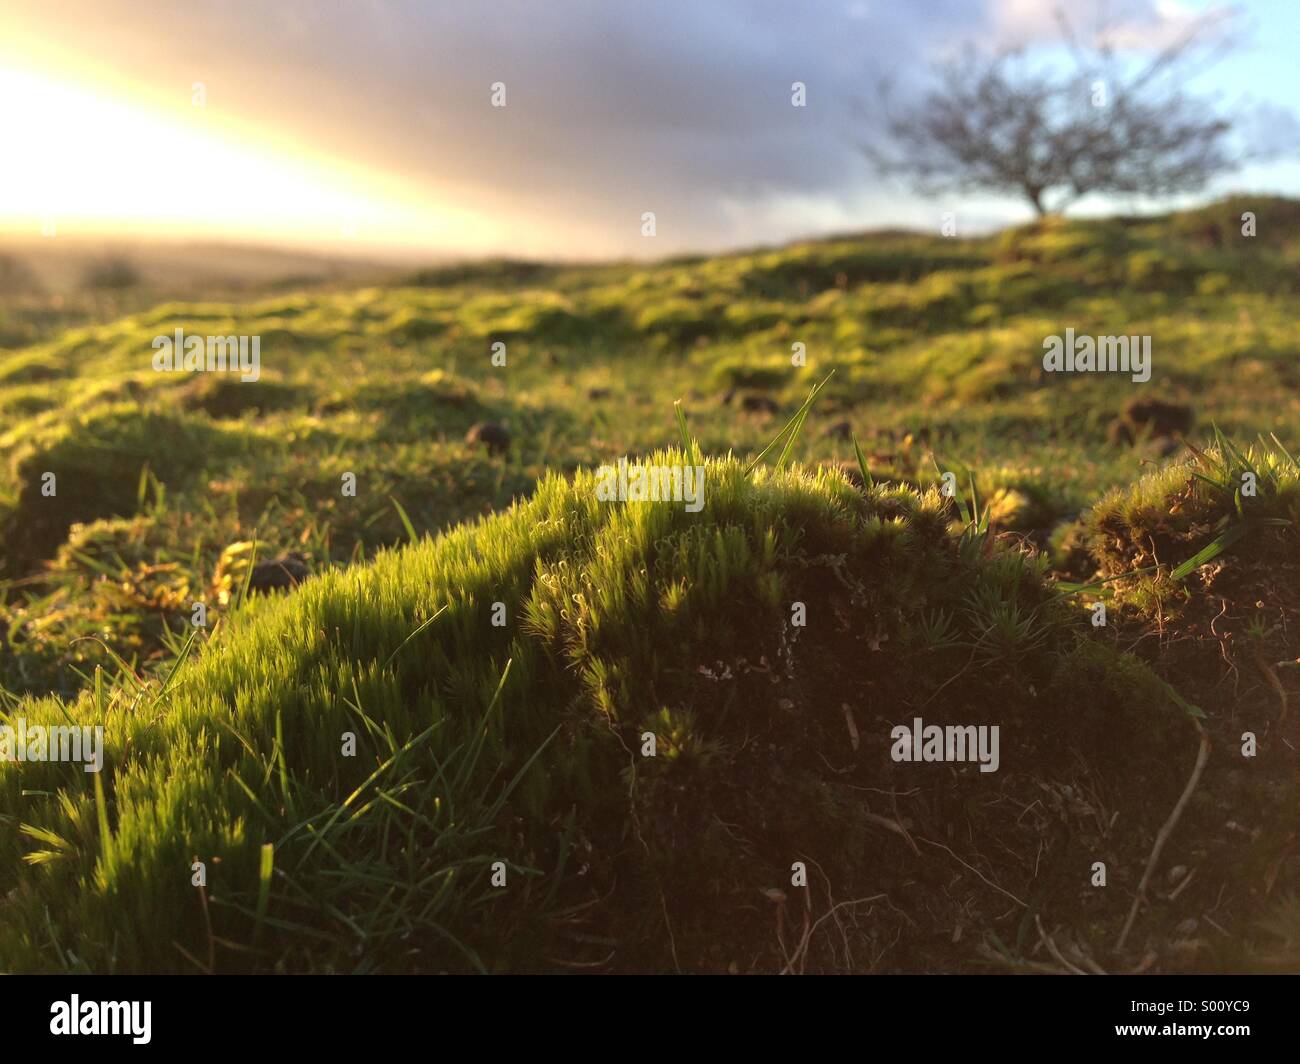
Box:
[390,496,419,545]
[673,399,696,462]
[254,843,274,944]
[744,371,835,476]
[94,771,113,876]
[1170,522,1252,581]
[1268,432,1298,470]
[380,605,449,672]
[850,433,874,491]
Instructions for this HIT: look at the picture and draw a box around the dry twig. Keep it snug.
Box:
[1115,719,1211,952]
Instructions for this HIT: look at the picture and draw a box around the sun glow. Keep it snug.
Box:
[0,63,493,252]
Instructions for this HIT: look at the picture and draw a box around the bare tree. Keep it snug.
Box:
[863,10,1239,216]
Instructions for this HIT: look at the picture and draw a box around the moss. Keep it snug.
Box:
[1046,638,1196,782]
[1085,442,1300,579]
[3,407,260,572]
[0,455,1131,973]
[179,374,305,419]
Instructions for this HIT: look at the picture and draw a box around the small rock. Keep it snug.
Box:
[1166,864,1188,885]
[248,553,309,594]
[1109,397,1194,447]
[1127,396,1194,436]
[740,394,779,415]
[465,421,512,455]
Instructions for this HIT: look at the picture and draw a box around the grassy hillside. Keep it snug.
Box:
[0,197,1296,973]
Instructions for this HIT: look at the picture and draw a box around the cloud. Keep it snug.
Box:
[4,0,999,253]
[1,0,1290,255]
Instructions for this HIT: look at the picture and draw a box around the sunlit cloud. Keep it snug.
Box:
[0,63,500,254]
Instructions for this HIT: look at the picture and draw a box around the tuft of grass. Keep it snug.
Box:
[744,371,834,476]
[1087,437,1299,582]
[0,452,1121,972]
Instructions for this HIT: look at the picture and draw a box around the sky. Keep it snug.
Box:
[0,0,1296,260]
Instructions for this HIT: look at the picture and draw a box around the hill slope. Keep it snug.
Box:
[0,198,1297,972]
